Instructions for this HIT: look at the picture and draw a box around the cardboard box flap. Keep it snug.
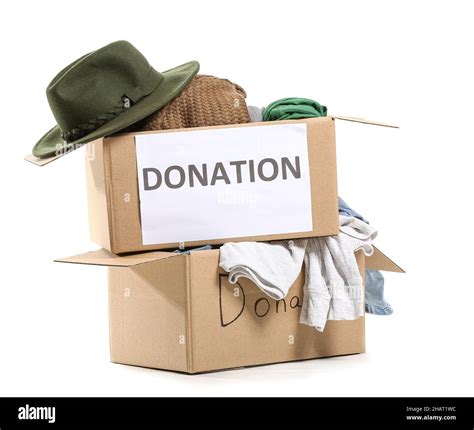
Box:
[55,248,179,267]
[332,115,399,128]
[24,152,66,167]
[24,139,99,167]
[366,246,405,273]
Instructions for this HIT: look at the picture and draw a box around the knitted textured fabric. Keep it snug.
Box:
[136,74,250,131]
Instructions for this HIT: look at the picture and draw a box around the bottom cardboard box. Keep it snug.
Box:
[56,247,403,374]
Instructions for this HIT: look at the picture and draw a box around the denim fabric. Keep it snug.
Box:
[338,197,393,315]
[365,269,393,315]
[173,245,212,255]
[338,197,367,222]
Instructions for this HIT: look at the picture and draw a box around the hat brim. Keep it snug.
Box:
[32,60,200,159]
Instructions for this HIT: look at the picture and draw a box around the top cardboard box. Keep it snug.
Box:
[27,116,397,254]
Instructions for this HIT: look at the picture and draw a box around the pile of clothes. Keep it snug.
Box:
[32,40,393,333]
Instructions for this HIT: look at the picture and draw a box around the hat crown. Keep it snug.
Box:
[46,40,163,140]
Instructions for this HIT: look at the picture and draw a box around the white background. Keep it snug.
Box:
[1,0,473,396]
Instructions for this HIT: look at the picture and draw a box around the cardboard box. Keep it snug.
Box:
[85,117,339,254]
[26,115,397,255]
[56,246,404,374]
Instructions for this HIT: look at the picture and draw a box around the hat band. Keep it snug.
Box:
[61,97,133,142]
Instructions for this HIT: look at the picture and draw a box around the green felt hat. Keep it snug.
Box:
[32,40,199,159]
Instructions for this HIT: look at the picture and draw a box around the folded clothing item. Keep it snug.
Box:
[262,97,327,121]
[134,74,250,131]
[219,215,376,332]
[219,239,307,301]
[301,215,377,331]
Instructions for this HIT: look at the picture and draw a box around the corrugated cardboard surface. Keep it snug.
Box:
[85,138,111,251]
[57,246,402,373]
[87,117,339,254]
[55,248,178,267]
[101,249,369,373]
[366,246,405,273]
[107,255,190,372]
[332,115,399,128]
[187,249,365,373]
[24,152,65,166]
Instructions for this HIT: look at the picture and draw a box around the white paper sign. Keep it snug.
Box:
[135,123,312,245]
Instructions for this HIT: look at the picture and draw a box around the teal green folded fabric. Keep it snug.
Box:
[262,97,327,121]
